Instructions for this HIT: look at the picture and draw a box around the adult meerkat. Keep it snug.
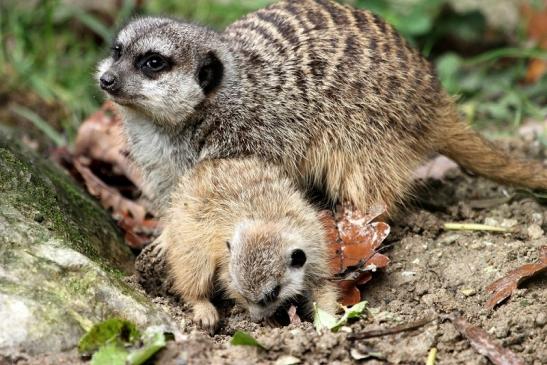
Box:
[98,0,547,215]
[161,157,337,331]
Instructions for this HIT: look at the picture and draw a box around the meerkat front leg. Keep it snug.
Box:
[311,281,340,315]
[162,226,220,333]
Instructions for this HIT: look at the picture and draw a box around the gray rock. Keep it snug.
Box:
[0,134,176,356]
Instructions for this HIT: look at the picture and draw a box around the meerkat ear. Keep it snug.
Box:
[226,240,231,251]
[198,51,224,94]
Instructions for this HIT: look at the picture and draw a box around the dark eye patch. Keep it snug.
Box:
[136,52,172,78]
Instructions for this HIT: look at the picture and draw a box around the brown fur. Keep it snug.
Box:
[99,0,547,217]
[162,158,337,331]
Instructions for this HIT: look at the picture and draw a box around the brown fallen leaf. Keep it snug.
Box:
[452,316,525,365]
[522,2,547,83]
[321,202,391,306]
[485,246,547,309]
[74,159,146,222]
[287,305,301,326]
[53,102,159,249]
[413,155,458,181]
[74,101,143,188]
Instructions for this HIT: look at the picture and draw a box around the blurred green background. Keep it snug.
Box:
[1,0,546,148]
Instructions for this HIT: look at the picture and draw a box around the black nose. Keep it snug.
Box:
[258,285,281,306]
[99,72,119,93]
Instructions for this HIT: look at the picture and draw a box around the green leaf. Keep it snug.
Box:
[314,301,368,332]
[127,332,173,365]
[332,301,368,332]
[230,331,266,350]
[313,302,338,332]
[78,318,141,355]
[90,343,128,365]
[436,53,463,94]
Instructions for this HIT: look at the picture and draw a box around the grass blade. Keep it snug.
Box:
[11,105,65,146]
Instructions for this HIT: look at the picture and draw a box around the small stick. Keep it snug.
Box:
[443,223,511,233]
[348,316,436,340]
[426,347,437,365]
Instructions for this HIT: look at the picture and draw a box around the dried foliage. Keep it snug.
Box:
[522,2,547,83]
[321,203,391,305]
[485,245,547,309]
[452,316,525,365]
[54,102,159,249]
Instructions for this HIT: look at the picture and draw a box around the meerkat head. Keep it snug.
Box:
[96,17,228,126]
[226,219,320,322]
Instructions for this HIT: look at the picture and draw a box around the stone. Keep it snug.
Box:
[526,224,544,240]
[0,134,176,356]
[535,313,546,327]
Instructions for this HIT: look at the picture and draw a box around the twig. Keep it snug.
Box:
[450,316,524,365]
[348,316,436,340]
[443,223,511,233]
[426,348,437,365]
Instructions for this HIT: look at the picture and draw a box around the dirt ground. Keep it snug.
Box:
[10,136,547,365]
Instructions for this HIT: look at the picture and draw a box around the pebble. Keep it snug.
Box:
[535,312,546,327]
[501,218,518,228]
[531,213,543,225]
[460,288,476,297]
[495,323,510,339]
[527,224,544,240]
[439,234,459,245]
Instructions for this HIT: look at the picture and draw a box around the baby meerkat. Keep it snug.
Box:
[161,158,338,331]
[98,0,547,215]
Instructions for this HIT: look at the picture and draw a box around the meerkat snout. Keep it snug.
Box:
[99,71,120,94]
[227,220,310,322]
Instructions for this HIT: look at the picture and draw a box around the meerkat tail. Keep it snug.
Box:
[438,116,547,190]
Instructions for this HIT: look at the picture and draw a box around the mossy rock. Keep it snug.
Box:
[0,133,176,356]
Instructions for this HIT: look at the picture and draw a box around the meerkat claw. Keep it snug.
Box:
[193,301,219,334]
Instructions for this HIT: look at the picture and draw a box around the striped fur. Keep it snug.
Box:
[99,0,547,215]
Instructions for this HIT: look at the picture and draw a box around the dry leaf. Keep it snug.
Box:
[321,203,391,306]
[74,101,143,188]
[452,316,525,365]
[287,305,301,325]
[485,246,547,309]
[522,3,547,83]
[413,155,458,181]
[55,102,159,249]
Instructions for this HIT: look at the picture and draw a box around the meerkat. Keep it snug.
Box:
[161,157,338,331]
[97,0,547,216]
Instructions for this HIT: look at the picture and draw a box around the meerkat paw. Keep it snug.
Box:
[149,235,167,259]
[192,300,219,334]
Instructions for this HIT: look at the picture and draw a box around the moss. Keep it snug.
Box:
[0,133,134,273]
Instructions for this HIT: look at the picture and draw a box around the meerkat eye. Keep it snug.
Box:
[111,44,122,61]
[290,249,306,268]
[226,241,231,250]
[138,54,170,76]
